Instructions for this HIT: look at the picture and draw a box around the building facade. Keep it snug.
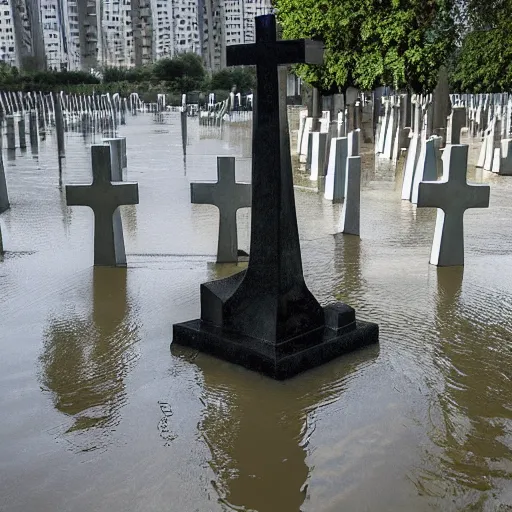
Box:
[131,0,153,67]
[0,0,16,66]
[12,0,46,70]
[202,0,272,71]
[102,0,134,67]
[0,0,273,72]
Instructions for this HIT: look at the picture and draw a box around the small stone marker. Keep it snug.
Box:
[338,156,361,236]
[417,144,490,266]
[0,152,9,212]
[18,116,26,149]
[498,139,512,175]
[54,93,65,159]
[191,156,251,263]
[324,137,348,202]
[308,131,328,181]
[6,116,16,150]
[173,14,378,379]
[411,135,442,204]
[103,137,125,180]
[66,145,139,267]
[446,106,466,145]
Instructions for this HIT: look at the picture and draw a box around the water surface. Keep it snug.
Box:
[0,113,511,511]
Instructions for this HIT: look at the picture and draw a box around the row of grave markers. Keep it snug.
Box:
[0,84,500,269]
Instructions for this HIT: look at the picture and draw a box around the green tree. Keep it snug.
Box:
[273,0,457,93]
[210,67,256,92]
[449,0,512,92]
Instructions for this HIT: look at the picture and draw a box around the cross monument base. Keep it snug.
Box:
[173,270,378,380]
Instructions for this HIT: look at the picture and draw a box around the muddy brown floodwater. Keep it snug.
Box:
[0,113,511,512]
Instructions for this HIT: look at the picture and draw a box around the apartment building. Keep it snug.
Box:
[0,0,273,72]
[77,0,102,71]
[0,0,16,66]
[171,0,201,56]
[66,0,82,70]
[131,0,153,67]
[12,0,46,70]
[202,0,272,71]
[102,0,134,67]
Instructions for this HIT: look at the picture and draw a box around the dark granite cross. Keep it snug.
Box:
[174,14,379,379]
[66,145,139,267]
[205,15,325,341]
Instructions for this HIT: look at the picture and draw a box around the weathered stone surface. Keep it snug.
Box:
[103,138,125,181]
[66,145,139,267]
[338,156,361,236]
[308,131,328,181]
[324,137,348,202]
[191,156,251,263]
[0,152,9,213]
[447,107,466,145]
[417,145,490,267]
[411,135,442,204]
[173,14,378,379]
[498,139,512,175]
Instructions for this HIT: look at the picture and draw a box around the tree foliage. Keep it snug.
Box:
[209,67,256,92]
[449,0,512,92]
[273,0,457,93]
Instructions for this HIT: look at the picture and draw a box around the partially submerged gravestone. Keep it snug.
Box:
[308,131,328,181]
[0,152,9,213]
[446,106,466,145]
[324,129,360,202]
[338,156,361,236]
[191,156,251,264]
[324,137,348,201]
[66,145,139,267]
[411,135,442,204]
[103,137,126,181]
[498,139,512,175]
[417,144,490,267]
[173,14,378,379]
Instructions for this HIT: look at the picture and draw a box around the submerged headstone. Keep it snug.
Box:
[0,152,9,212]
[191,157,251,263]
[173,14,378,379]
[411,135,442,204]
[324,136,348,202]
[103,137,125,181]
[417,145,490,266]
[338,156,361,236]
[66,145,139,267]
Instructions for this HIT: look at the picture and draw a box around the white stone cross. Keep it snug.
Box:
[190,156,251,263]
[417,145,490,266]
[66,145,139,267]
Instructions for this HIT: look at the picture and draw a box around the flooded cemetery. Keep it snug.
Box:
[1,64,512,512]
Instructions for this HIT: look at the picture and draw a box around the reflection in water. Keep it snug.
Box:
[333,234,364,307]
[39,267,140,450]
[122,204,138,239]
[424,267,512,503]
[173,345,379,512]
[206,261,248,281]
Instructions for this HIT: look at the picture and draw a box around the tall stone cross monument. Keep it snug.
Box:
[173,14,379,379]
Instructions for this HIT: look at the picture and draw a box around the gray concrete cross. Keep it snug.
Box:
[417,144,490,266]
[191,156,251,263]
[66,145,139,267]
